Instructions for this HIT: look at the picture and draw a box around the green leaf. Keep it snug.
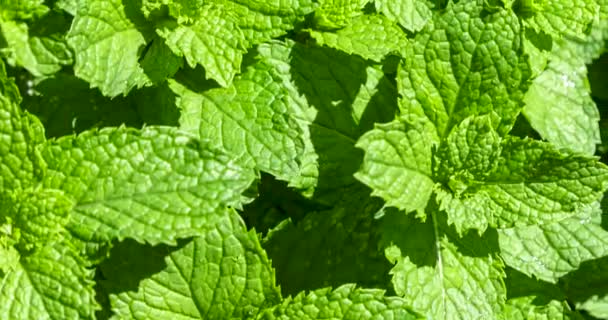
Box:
[212,0,315,45]
[110,212,281,319]
[0,60,45,190]
[67,0,151,97]
[0,18,72,77]
[380,207,506,320]
[355,116,437,215]
[42,126,256,245]
[2,188,71,252]
[398,0,530,138]
[374,0,433,32]
[435,115,502,189]
[438,137,608,232]
[0,243,97,320]
[138,36,183,84]
[254,40,399,202]
[523,47,600,155]
[157,4,247,87]
[499,202,608,283]
[174,57,305,182]
[255,284,422,320]
[0,0,48,20]
[518,0,600,40]
[308,14,408,62]
[314,0,369,29]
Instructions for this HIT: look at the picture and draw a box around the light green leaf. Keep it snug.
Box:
[499,202,608,283]
[380,207,506,320]
[0,0,48,20]
[398,0,530,138]
[439,137,608,232]
[435,115,502,189]
[157,4,247,87]
[110,212,281,319]
[212,0,315,45]
[185,59,305,182]
[518,0,599,40]
[374,0,433,32]
[315,0,369,29]
[42,126,256,245]
[0,243,97,320]
[355,116,437,214]
[67,0,151,97]
[138,36,183,84]
[256,284,422,320]
[308,14,408,62]
[2,188,71,252]
[0,19,72,77]
[523,47,600,155]
[0,60,45,190]
[254,40,399,202]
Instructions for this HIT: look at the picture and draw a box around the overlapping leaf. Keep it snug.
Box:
[373,0,433,32]
[398,0,530,138]
[109,212,281,319]
[41,126,256,244]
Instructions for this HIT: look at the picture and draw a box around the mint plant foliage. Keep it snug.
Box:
[0,0,607,319]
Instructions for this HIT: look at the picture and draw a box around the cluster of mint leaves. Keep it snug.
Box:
[1,0,608,319]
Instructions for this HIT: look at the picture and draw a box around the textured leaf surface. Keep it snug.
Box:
[157,4,247,87]
[253,40,399,201]
[190,60,304,182]
[0,60,45,190]
[380,208,506,320]
[398,1,529,138]
[439,137,608,232]
[0,243,96,320]
[355,116,437,214]
[0,20,72,77]
[256,284,422,320]
[42,126,256,244]
[110,212,281,319]
[315,0,369,28]
[523,47,600,155]
[2,188,71,252]
[519,0,599,39]
[374,0,432,32]
[213,0,315,45]
[0,0,48,20]
[309,14,407,62]
[67,0,150,96]
[499,203,608,282]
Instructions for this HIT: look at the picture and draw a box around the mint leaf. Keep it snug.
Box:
[157,4,247,87]
[398,1,530,138]
[256,284,422,319]
[355,116,437,214]
[374,0,433,32]
[561,257,608,319]
[110,213,281,319]
[0,60,45,190]
[499,202,608,282]
[308,14,408,62]
[42,126,256,244]
[380,207,506,319]
[315,0,369,29]
[0,243,97,320]
[173,57,305,182]
[0,0,48,20]
[523,40,601,155]
[518,0,600,40]
[67,0,151,97]
[439,137,608,232]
